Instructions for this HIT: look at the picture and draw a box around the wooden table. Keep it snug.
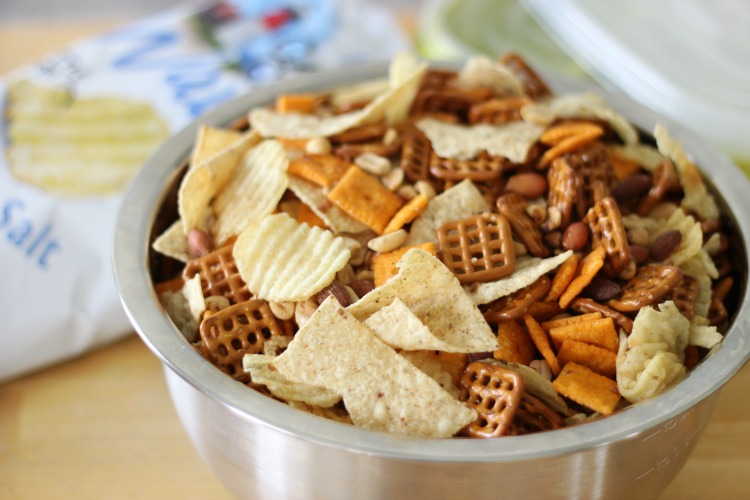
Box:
[1,16,749,500]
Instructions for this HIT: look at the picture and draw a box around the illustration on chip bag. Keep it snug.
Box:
[152,52,735,438]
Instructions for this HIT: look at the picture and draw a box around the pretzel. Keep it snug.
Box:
[437,213,516,284]
[570,297,634,334]
[637,159,678,216]
[585,197,631,277]
[335,141,401,162]
[460,361,524,438]
[399,124,433,183]
[608,265,684,312]
[500,53,551,99]
[429,151,506,182]
[570,143,613,218]
[412,86,494,120]
[468,97,532,125]
[329,122,386,144]
[199,299,288,381]
[508,392,566,435]
[497,192,550,257]
[546,157,577,230]
[482,276,551,323]
[183,241,252,304]
[662,275,699,320]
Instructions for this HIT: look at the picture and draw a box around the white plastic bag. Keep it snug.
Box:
[0,0,408,381]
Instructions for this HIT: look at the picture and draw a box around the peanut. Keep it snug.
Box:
[355,152,391,176]
[187,228,214,258]
[367,229,407,253]
[562,222,589,251]
[305,136,331,155]
[506,172,547,199]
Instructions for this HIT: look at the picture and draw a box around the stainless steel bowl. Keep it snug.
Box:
[113,62,750,500]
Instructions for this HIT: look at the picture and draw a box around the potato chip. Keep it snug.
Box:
[273,297,476,437]
[152,220,190,263]
[349,249,499,353]
[524,314,561,376]
[242,354,341,407]
[616,301,690,403]
[405,179,489,246]
[179,130,261,233]
[558,246,606,309]
[287,176,370,234]
[467,250,573,305]
[159,275,204,342]
[493,320,536,365]
[383,194,429,234]
[609,143,666,172]
[688,316,722,349]
[654,124,719,220]
[399,351,461,398]
[415,118,544,162]
[455,54,524,97]
[249,53,427,139]
[651,208,703,267]
[327,166,405,234]
[557,339,617,378]
[190,125,245,170]
[211,139,290,244]
[552,362,621,415]
[233,213,351,302]
[329,77,389,110]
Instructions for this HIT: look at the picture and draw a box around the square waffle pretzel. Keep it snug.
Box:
[437,213,516,284]
[568,143,613,219]
[429,151,506,182]
[468,97,532,125]
[183,242,252,304]
[199,299,288,381]
[662,275,699,320]
[508,392,566,435]
[585,197,632,277]
[500,53,552,99]
[608,264,684,312]
[546,158,577,230]
[460,361,524,438]
[497,192,550,257]
[412,86,494,120]
[399,124,433,183]
[481,276,551,323]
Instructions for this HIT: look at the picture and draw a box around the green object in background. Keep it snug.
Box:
[417,0,585,79]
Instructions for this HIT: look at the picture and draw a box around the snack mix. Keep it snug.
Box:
[153,53,734,438]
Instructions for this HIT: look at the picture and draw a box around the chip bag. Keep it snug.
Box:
[0,0,408,381]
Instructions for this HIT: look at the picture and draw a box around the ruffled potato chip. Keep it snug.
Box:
[616,301,690,403]
[233,213,351,302]
[211,139,289,244]
[455,54,524,97]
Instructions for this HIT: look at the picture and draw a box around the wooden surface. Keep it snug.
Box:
[1,15,750,500]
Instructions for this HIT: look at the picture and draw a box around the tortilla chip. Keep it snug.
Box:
[399,350,461,399]
[467,251,573,305]
[372,242,436,287]
[349,249,499,353]
[152,219,190,263]
[242,354,341,407]
[273,297,476,437]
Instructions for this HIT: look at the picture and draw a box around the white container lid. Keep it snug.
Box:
[521,0,750,165]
